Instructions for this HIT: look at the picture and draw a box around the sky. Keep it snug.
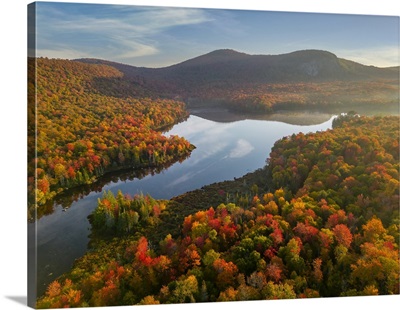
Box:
[30,1,399,68]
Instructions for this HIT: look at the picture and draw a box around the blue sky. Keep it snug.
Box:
[32,1,399,68]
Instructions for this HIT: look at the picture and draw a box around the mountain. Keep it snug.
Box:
[76,49,399,112]
[78,49,398,85]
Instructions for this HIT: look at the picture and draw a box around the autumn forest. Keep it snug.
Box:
[28,50,399,308]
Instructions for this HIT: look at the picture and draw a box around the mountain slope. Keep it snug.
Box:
[78,49,398,84]
[76,49,399,111]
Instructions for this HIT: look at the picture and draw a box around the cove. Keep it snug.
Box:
[32,111,335,296]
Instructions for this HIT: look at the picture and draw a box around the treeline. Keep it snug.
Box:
[36,115,399,308]
[28,58,194,219]
[188,80,399,114]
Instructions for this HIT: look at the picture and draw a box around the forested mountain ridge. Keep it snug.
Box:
[77,49,399,112]
[78,49,398,83]
[28,57,194,219]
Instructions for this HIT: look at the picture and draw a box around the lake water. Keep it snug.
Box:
[32,111,335,296]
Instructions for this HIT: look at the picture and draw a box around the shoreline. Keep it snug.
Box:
[188,106,334,125]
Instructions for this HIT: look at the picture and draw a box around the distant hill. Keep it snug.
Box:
[165,49,397,82]
[78,49,398,86]
[76,49,399,111]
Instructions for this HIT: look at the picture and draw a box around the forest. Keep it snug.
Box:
[36,115,399,308]
[224,80,399,113]
[28,58,194,219]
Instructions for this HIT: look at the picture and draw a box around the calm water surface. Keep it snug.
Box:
[33,112,335,296]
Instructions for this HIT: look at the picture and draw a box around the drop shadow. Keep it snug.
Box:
[5,296,27,306]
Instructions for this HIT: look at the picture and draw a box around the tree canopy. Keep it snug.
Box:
[37,115,399,308]
[28,58,194,219]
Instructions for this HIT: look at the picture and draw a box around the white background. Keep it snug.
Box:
[0,1,399,310]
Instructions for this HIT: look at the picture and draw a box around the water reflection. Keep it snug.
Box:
[37,153,191,219]
[228,139,255,158]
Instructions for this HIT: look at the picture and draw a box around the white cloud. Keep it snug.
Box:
[336,46,399,67]
[36,5,212,62]
[113,40,159,59]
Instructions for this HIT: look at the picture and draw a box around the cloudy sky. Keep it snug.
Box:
[31,1,399,68]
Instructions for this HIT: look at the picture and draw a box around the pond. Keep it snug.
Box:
[32,110,335,296]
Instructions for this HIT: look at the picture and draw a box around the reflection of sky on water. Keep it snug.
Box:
[126,114,337,200]
[228,139,255,159]
[168,116,233,165]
